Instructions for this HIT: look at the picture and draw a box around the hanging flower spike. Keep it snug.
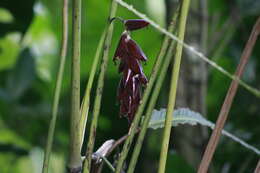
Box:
[124,19,149,31]
[113,18,149,123]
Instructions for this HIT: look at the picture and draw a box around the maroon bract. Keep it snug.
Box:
[127,39,147,61]
[113,32,128,62]
[124,19,149,31]
[113,20,149,123]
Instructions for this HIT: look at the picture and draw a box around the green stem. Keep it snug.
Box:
[157,0,190,172]
[127,9,180,173]
[42,0,68,172]
[79,30,106,148]
[101,156,116,172]
[83,1,118,172]
[68,0,82,171]
[114,8,178,173]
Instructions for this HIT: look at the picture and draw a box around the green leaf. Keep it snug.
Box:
[148,108,260,155]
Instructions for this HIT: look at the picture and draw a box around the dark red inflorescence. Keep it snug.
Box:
[114,27,149,123]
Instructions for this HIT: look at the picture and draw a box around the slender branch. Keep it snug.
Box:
[157,0,190,172]
[79,30,106,148]
[126,7,180,173]
[83,1,118,172]
[198,17,260,173]
[42,0,68,172]
[114,6,180,173]
[68,0,82,172]
[115,0,260,98]
[107,128,140,157]
[100,156,115,172]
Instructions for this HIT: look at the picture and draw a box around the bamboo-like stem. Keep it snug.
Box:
[157,0,190,172]
[68,0,82,172]
[79,30,106,148]
[83,1,118,172]
[114,8,179,173]
[127,9,180,173]
[198,17,260,173]
[42,0,68,172]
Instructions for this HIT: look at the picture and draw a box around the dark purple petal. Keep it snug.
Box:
[127,39,147,61]
[127,54,143,75]
[118,59,126,73]
[124,19,149,31]
[113,33,128,61]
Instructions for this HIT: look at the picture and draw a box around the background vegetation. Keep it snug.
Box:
[0,0,259,172]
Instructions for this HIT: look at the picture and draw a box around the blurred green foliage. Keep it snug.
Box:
[0,0,259,172]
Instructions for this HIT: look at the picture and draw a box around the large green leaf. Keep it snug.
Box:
[148,108,260,155]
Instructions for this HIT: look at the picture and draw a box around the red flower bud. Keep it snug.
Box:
[124,19,149,31]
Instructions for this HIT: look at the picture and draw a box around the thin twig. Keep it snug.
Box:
[198,17,260,173]
[158,0,190,172]
[83,1,118,172]
[127,7,180,173]
[115,0,260,98]
[79,30,106,148]
[100,155,115,172]
[42,0,68,172]
[68,0,82,172]
[107,128,140,157]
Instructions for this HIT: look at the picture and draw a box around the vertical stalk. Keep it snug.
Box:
[79,30,106,148]
[198,17,260,173]
[68,0,82,172]
[157,0,190,172]
[42,0,68,172]
[127,8,179,173]
[83,1,118,172]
